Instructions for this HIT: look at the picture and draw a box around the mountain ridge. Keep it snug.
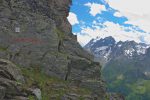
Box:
[85,36,150,99]
[85,36,150,66]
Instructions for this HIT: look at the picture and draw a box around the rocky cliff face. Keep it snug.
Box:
[0,0,93,80]
[0,0,124,99]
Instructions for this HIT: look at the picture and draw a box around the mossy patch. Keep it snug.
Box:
[21,66,92,100]
[0,46,8,51]
[55,28,65,40]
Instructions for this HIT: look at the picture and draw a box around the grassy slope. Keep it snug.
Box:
[21,67,92,100]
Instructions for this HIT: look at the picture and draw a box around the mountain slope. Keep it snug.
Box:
[85,36,149,66]
[85,36,150,99]
[85,36,116,66]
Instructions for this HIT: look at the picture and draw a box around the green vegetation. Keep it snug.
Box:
[0,46,8,51]
[29,96,35,100]
[105,78,150,100]
[102,61,150,100]
[48,51,68,59]
[126,80,150,100]
[21,67,92,100]
[55,28,65,40]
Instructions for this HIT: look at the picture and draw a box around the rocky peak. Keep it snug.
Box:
[85,36,150,67]
[85,36,115,55]
[103,36,116,43]
[85,36,116,48]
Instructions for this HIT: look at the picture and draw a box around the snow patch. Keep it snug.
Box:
[136,45,149,55]
[95,46,108,52]
[124,48,135,57]
[118,44,122,47]
[104,48,111,60]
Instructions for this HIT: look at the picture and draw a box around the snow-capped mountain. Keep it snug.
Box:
[84,36,150,66]
[85,36,150,100]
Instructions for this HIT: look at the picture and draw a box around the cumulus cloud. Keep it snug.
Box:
[77,21,150,46]
[107,0,150,33]
[84,2,106,16]
[114,12,123,17]
[77,34,91,46]
[67,12,79,25]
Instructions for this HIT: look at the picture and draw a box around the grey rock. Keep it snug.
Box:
[62,93,80,100]
[0,86,6,100]
[109,93,125,100]
[13,96,29,100]
[0,59,27,99]
[0,59,24,83]
[32,88,42,100]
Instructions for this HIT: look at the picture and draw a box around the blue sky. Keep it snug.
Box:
[67,0,150,46]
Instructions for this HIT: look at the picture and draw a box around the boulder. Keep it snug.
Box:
[0,59,24,82]
[31,88,42,100]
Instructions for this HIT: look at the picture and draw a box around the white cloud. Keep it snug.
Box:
[77,34,91,46]
[114,12,123,17]
[67,12,79,25]
[107,0,150,33]
[77,21,150,46]
[84,2,106,16]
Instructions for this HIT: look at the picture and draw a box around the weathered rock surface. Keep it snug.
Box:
[0,59,27,99]
[109,93,125,100]
[0,0,125,99]
[29,88,42,100]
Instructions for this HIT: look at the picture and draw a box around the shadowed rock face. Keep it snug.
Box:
[0,0,124,99]
[0,59,26,99]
